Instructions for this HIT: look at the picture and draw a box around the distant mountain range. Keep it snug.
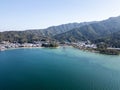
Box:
[0,22,91,43]
[0,16,120,47]
[54,16,120,42]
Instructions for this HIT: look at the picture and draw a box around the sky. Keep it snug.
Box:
[0,0,120,31]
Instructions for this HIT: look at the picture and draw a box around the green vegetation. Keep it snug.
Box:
[94,31,120,48]
[96,43,120,55]
[54,16,120,48]
[98,49,120,55]
[0,23,88,43]
[41,42,59,47]
[0,31,52,44]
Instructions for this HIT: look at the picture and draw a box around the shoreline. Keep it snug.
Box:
[73,46,120,55]
[0,47,43,51]
[0,46,61,51]
[71,44,120,55]
[0,45,120,55]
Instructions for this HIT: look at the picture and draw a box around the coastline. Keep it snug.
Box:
[0,46,61,51]
[71,44,120,55]
[0,44,120,55]
[0,47,43,51]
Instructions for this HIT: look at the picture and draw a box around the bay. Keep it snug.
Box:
[0,47,120,90]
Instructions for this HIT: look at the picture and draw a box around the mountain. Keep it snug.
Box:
[94,31,120,48]
[1,16,120,47]
[27,22,90,36]
[0,22,90,43]
[54,16,120,42]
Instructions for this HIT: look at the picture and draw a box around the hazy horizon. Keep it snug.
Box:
[0,15,119,32]
[0,0,120,31]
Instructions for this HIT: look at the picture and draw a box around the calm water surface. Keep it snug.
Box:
[0,47,120,90]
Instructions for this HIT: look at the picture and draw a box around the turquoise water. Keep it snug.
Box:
[0,47,120,90]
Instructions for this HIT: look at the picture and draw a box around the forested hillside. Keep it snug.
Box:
[1,16,120,47]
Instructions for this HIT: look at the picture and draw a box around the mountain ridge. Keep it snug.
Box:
[54,16,120,42]
[1,15,120,47]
